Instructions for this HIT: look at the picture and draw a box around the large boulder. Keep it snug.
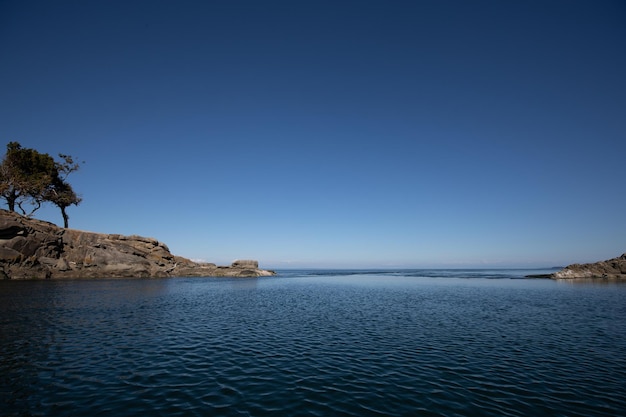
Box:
[0,210,275,279]
[232,259,259,269]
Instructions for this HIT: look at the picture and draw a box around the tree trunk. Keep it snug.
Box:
[61,206,69,228]
[7,190,16,212]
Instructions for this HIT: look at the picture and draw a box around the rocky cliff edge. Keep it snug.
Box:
[552,253,626,280]
[0,210,275,279]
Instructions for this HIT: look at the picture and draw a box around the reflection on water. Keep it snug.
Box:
[1,272,626,417]
[555,277,626,285]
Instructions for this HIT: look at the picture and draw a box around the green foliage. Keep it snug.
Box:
[0,142,82,227]
[45,177,82,228]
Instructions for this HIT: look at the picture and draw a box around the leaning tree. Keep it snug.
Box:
[45,178,82,228]
[46,153,82,228]
[0,142,82,227]
[0,142,57,214]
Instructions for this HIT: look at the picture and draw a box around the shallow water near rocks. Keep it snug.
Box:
[1,270,625,416]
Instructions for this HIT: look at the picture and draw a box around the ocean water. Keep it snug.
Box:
[1,270,625,416]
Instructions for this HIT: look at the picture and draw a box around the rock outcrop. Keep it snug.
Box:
[552,253,626,280]
[0,210,275,279]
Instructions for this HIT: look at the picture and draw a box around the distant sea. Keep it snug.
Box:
[2,269,625,416]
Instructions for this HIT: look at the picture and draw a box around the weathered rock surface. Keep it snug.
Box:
[0,210,275,279]
[552,253,626,280]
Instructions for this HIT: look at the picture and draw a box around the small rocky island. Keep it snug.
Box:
[526,253,626,280]
[0,210,275,279]
[551,253,626,280]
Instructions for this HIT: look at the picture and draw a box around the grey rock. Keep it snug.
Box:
[232,259,259,269]
[0,210,275,280]
[552,253,626,280]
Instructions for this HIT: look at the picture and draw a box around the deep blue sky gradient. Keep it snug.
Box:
[1,0,625,268]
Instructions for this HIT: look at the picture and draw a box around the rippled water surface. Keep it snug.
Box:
[2,270,625,416]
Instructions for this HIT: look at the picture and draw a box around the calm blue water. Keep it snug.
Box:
[1,270,625,416]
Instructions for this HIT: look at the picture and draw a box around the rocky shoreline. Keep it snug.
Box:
[526,253,626,280]
[0,210,275,279]
[2,209,623,281]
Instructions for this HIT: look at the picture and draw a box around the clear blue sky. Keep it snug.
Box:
[1,0,625,268]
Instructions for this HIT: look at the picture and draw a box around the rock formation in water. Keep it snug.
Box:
[552,253,626,279]
[0,210,275,279]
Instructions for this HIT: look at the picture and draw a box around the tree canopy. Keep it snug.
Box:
[0,142,82,227]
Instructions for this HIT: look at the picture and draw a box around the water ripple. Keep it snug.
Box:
[1,275,625,416]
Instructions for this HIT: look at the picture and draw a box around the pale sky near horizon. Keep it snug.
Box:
[1,0,625,269]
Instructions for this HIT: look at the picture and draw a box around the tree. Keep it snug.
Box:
[47,152,82,228]
[0,142,57,215]
[0,142,82,227]
[45,179,82,228]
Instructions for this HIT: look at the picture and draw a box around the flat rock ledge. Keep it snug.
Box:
[0,210,275,279]
[549,253,626,280]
